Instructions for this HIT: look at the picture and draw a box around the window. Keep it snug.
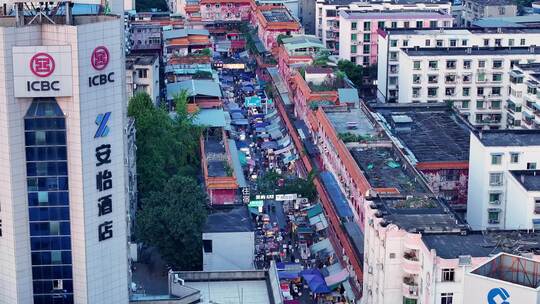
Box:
[483,39,489,46]
[463,60,471,69]
[442,268,455,282]
[413,75,421,84]
[509,39,514,46]
[446,60,456,69]
[413,87,421,97]
[351,34,357,41]
[389,253,396,259]
[492,73,502,82]
[50,221,60,235]
[493,60,503,69]
[477,100,484,109]
[489,173,503,186]
[495,39,502,47]
[491,154,502,165]
[478,73,486,82]
[489,192,501,204]
[441,293,454,304]
[436,39,443,47]
[450,39,457,47]
[390,39,397,47]
[363,56,369,66]
[499,7,505,15]
[462,100,470,109]
[429,20,437,28]
[463,87,470,96]
[428,87,438,97]
[53,279,63,290]
[378,21,385,29]
[363,44,370,54]
[363,33,370,42]
[363,21,370,31]
[491,87,501,96]
[351,56,356,63]
[510,153,520,163]
[425,39,431,46]
[445,87,455,96]
[478,60,486,68]
[477,87,484,96]
[351,22,357,30]
[413,61,421,70]
[403,40,409,47]
[391,21,397,28]
[521,38,526,46]
[416,20,423,28]
[429,61,438,69]
[215,3,220,7]
[137,69,148,78]
[488,211,500,224]
[351,45,357,53]
[462,39,468,46]
[203,239,213,253]
[535,199,540,214]
[491,100,501,109]
[51,251,62,264]
[428,75,438,83]
[528,162,537,170]
[404,21,410,28]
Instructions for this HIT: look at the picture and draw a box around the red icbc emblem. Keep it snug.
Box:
[30,53,55,77]
[91,46,110,71]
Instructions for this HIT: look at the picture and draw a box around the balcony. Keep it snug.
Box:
[402,250,421,274]
[402,276,419,299]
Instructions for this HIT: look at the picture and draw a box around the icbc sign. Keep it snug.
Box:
[13,46,73,97]
[89,46,115,88]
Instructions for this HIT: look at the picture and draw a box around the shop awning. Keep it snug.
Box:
[231,119,249,125]
[268,128,283,140]
[279,271,300,280]
[310,238,334,256]
[261,141,278,150]
[300,269,331,294]
[309,213,328,232]
[324,269,349,289]
[231,112,245,120]
[307,204,323,218]
[319,171,354,218]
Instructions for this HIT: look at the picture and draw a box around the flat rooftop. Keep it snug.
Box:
[319,0,450,5]
[185,280,271,304]
[403,46,540,56]
[474,130,540,147]
[382,27,540,36]
[351,147,427,194]
[204,207,253,233]
[510,170,540,191]
[262,9,294,23]
[340,10,451,20]
[204,138,228,178]
[467,0,515,6]
[126,54,157,67]
[325,107,377,138]
[373,104,471,163]
[423,232,540,259]
[472,253,540,289]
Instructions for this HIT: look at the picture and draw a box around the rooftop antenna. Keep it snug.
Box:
[13,0,73,26]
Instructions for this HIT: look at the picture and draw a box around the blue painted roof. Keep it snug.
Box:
[319,171,354,218]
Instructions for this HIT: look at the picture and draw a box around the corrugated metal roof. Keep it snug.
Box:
[163,28,209,40]
[167,79,221,99]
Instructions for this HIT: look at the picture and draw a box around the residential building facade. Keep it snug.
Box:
[315,0,451,57]
[377,28,540,105]
[0,8,130,304]
[507,63,540,129]
[126,55,161,105]
[338,10,453,66]
[467,131,540,230]
[461,0,517,27]
[395,47,540,129]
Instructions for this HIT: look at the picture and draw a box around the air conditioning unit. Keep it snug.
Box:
[490,200,500,205]
[368,266,373,274]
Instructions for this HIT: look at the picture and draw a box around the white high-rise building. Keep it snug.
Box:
[0,3,131,304]
[467,130,540,230]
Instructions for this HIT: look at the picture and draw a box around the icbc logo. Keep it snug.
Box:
[91,46,110,71]
[30,53,55,77]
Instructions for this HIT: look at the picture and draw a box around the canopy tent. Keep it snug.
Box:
[278,271,301,280]
[324,268,349,290]
[300,269,331,294]
[307,204,323,218]
[261,141,278,150]
[309,212,329,232]
[231,119,249,126]
[310,238,334,256]
[245,96,262,107]
[231,112,245,120]
[276,262,303,272]
[238,151,248,166]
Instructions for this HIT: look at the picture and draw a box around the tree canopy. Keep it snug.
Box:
[129,92,207,270]
[256,170,317,202]
[136,0,168,12]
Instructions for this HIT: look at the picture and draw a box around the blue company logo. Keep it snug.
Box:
[94,112,111,138]
[487,287,510,304]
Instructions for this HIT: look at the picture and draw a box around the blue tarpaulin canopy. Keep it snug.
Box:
[231,112,245,120]
[261,141,278,150]
[279,271,300,280]
[300,269,331,294]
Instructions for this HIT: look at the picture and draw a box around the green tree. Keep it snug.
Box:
[281,170,318,201]
[277,34,292,45]
[136,175,208,270]
[136,0,168,11]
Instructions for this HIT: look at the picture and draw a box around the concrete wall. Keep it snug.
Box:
[202,231,255,271]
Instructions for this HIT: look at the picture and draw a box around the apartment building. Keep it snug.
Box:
[467,130,540,230]
[338,10,453,66]
[126,55,161,105]
[396,47,540,129]
[377,27,540,104]
[315,0,451,56]
[507,63,540,129]
[461,0,517,27]
[253,6,302,51]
